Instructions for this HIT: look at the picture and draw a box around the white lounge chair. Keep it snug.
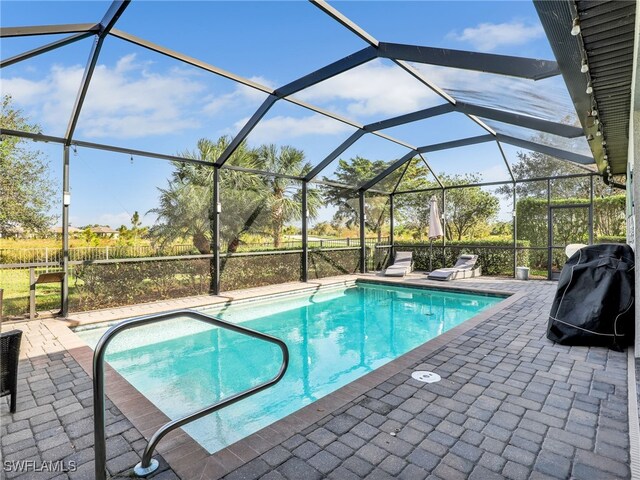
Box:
[428,254,481,281]
[384,251,413,277]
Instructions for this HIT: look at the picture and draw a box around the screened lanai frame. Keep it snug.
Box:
[1,0,608,316]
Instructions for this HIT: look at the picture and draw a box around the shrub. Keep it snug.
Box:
[596,235,626,244]
[220,252,301,291]
[70,259,211,311]
[309,248,361,279]
[516,195,625,247]
[394,238,530,276]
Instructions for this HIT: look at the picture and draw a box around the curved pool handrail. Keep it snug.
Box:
[92,309,289,479]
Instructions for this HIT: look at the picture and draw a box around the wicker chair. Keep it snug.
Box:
[1,330,22,413]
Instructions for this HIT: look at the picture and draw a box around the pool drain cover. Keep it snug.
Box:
[412,371,441,383]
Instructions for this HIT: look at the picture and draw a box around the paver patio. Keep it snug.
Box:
[1,277,635,480]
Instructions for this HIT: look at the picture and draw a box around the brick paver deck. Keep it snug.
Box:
[1,277,635,480]
[0,320,177,480]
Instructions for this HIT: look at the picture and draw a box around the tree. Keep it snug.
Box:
[255,144,321,247]
[398,192,437,241]
[322,156,387,230]
[0,95,56,236]
[149,173,215,253]
[495,149,595,199]
[500,140,625,243]
[440,174,500,241]
[490,221,513,237]
[150,137,322,253]
[81,227,99,246]
[323,156,430,240]
[149,137,258,253]
[309,221,336,237]
[130,211,142,243]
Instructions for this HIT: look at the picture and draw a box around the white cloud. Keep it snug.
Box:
[202,77,270,115]
[236,113,352,144]
[446,21,544,52]
[1,54,268,139]
[296,59,442,118]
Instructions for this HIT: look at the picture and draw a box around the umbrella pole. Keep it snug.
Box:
[429,239,433,272]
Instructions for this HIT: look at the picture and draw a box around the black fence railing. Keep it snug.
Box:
[2,235,624,319]
[0,236,390,265]
[1,239,386,317]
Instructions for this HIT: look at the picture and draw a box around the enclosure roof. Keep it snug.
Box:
[1,0,614,192]
[535,0,636,178]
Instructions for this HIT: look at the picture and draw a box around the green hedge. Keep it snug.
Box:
[308,248,361,279]
[70,259,211,312]
[517,195,625,247]
[68,253,306,312]
[596,235,626,244]
[370,247,391,271]
[220,252,302,291]
[7,248,370,316]
[393,238,530,276]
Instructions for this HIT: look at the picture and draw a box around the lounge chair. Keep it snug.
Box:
[428,254,481,281]
[1,330,22,413]
[384,251,413,277]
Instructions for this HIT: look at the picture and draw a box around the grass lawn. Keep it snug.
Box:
[2,268,66,317]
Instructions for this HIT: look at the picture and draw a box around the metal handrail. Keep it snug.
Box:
[92,309,289,479]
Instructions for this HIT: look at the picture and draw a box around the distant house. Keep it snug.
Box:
[90,226,119,239]
[49,226,82,238]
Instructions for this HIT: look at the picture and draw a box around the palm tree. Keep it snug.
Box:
[149,136,259,254]
[255,144,321,247]
[150,138,322,253]
[149,179,212,253]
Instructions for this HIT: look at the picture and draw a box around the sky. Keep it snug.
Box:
[1,0,591,228]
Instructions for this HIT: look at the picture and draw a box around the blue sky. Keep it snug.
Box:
[1,1,588,227]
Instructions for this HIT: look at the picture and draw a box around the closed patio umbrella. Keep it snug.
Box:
[428,196,443,272]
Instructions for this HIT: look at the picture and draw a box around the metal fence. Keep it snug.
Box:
[0,237,389,266]
[0,236,390,318]
[0,244,198,264]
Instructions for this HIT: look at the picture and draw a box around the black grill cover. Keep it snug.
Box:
[547,243,635,348]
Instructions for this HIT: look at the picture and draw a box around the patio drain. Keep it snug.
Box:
[411,371,441,383]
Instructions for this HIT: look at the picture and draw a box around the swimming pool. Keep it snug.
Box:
[76,281,503,454]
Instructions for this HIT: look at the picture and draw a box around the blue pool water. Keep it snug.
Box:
[76,282,502,453]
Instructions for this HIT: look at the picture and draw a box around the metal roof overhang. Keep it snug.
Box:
[535,0,636,178]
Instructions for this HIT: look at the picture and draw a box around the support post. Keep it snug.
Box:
[302,182,309,282]
[547,178,552,280]
[29,268,36,320]
[62,145,70,316]
[442,188,446,267]
[589,174,594,244]
[389,194,395,263]
[359,191,366,273]
[513,183,517,278]
[212,166,221,295]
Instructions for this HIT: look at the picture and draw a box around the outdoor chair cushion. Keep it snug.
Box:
[428,254,480,281]
[452,254,478,270]
[384,251,414,277]
[1,329,22,413]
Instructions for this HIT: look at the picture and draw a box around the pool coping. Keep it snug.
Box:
[51,277,525,480]
[357,276,513,298]
[61,276,360,328]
